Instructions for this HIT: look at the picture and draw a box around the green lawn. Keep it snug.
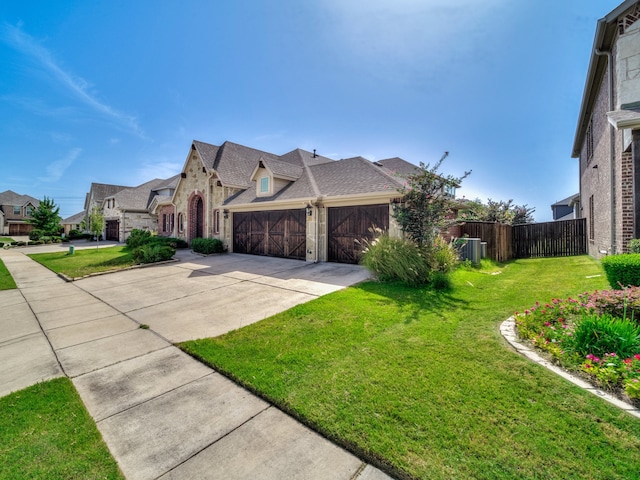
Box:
[0,237,14,244]
[0,258,16,290]
[0,378,123,479]
[28,246,136,278]
[181,256,640,480]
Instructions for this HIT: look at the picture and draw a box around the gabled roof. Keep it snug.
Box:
[572,0,640,157]
[151,174,180,192]
[85,183,129,209]
[193,140,280,188]
[253,157,304,181]
[225,155,406,206]
[374,157,420,176]
[0,190,40,207]
[62,211,85,224]
[112,178,172,211]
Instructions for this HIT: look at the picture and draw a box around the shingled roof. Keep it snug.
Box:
[84,183,129,210]
[0,190,40,207]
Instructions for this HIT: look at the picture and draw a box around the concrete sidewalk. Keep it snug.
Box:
[0,249,392,480]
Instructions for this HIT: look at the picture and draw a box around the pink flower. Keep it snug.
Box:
[544,322,551,327]
[635,354,640,361]
[586,354,595,360]
[585,364,592,369]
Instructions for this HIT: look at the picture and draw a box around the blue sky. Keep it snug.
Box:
[0,0,624,221]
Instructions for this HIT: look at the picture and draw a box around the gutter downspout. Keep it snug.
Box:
[596,48,616,254]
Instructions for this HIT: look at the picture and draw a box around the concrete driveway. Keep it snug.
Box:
[74,250,370,342]
[0,247,393,480]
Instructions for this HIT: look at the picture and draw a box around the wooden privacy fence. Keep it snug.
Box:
[459,221,512,262]
[460,218,587,261]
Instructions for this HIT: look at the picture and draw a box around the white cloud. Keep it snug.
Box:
[1,23,145,138]
[38,147,81,182]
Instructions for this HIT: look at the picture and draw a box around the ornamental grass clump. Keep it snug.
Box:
[564,313,640,360]
[360,233,430,286]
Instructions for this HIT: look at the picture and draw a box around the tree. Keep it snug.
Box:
[459,198,535,225]
[393,152,470,247]
[87,206,105,248]
[29,196,61,236]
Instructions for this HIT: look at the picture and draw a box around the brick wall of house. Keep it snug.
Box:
[157,204,175,236]
[621,150,634,252]
[579,57,616,258]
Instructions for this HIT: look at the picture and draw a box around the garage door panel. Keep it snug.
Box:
[233,210,306,260]
[328,205,389,264]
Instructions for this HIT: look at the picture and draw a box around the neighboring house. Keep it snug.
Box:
[171,140,454,264]
[61,211,85,235]
[0,190,40,236]
[572,0,640,256]
[551,194,580,221]
[102,175,180,242]
[84,182,130,226]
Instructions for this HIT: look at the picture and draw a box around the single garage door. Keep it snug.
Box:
[328,204,389,264]
[9,223,33,236]
[106,220,119,241]
[233,209,306,260]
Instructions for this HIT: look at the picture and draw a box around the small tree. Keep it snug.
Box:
[87,206,105,248]
[393,152,470,247]
[459,198,535,225]
[29,196,61,236]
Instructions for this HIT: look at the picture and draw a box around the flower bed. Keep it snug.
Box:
[515,287,640,405]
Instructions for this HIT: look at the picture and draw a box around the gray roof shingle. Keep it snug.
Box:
[0,190,40,207]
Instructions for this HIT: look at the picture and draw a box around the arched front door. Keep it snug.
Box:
[189,194,204,241]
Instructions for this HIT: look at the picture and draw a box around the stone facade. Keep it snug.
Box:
[157,204,175,237]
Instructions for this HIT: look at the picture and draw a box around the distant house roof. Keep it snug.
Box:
[0,190,40,208]
[62,211,85,225]
[551,194,580,208]
[374,157,420,176]
[85,183,130,210]
[112,175,180,212]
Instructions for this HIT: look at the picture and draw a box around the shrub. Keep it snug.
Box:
[0,242,3,248]
[578,287,640,323]
[29,229,44,241]
[360,233,431,286]
[126,229,152,249]
[425,236,459,274]
[191,237,224,254]
[564,313,640,359]
[601,254,640,289]
[629,239,640,254]
[150,236,188,249]
[132,244,175,264]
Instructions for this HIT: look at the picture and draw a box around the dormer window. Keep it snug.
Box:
[260,177,270,194]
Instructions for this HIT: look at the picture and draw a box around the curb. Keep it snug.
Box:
[500,317,640,419]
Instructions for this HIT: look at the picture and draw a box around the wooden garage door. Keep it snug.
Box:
[106,220,119,241]
[328,204,389,264]
[8,223,33,236]
[233,210,306,260]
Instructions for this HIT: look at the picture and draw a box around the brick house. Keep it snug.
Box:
[0,190,40,236]
[170,140,457,264]
[572,0,640,257]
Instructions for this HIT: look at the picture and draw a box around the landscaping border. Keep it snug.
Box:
[500,317,640,419]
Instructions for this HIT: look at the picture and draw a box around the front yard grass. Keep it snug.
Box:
[0,237,14,244]
[181,256,640,480]
[0,258,16,290]
[28,246,136,278]
[0,378,123,479]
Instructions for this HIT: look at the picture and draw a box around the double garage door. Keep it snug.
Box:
[234,204,389,264]
[8,223,33,236]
